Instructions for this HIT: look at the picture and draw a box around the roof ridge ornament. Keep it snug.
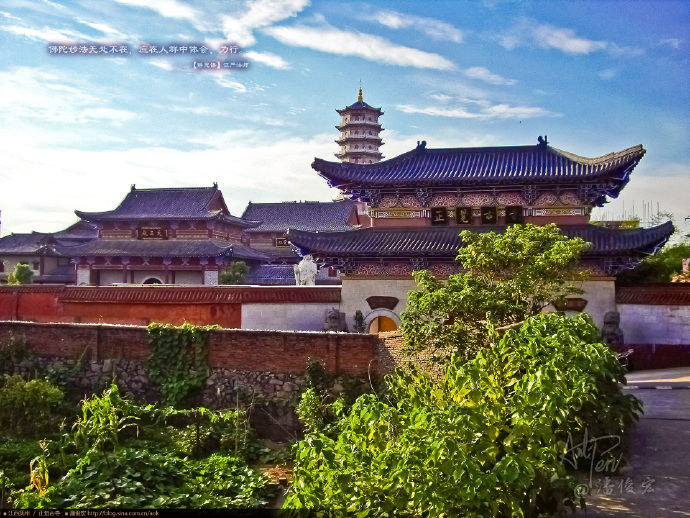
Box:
[538,135,548,147]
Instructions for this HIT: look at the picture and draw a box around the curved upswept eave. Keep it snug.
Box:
[311,144,646,195]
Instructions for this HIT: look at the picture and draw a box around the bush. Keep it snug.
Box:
[286,313,641,517]
[10,386,272,509]
[0,376,64,436]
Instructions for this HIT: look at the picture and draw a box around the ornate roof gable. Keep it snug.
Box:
[75,184,259,228]
[313,142,646,200]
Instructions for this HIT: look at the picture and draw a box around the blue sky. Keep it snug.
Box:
[1,0,688,237]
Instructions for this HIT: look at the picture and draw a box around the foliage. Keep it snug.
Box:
[0,438,43,491]
[13,448,271,509]
[401,223,588,362]
[10,386,272,509]
[219,260,250,285]
[147,322,219,406]
[6,263,33,285]
[71,385,138,453]
[617,240,690,284]
[286,313,641,517]
[0,469,10,508]
[353,310,366,333]
[0,333,36,376]
[0,376,64,436]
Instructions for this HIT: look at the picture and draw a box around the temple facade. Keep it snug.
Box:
[288,92,675,332]
[240,200,360,285]
[66,184,267,286]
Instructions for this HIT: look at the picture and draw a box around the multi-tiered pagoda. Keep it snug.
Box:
[335,88,384,165]
[288,92,675,332]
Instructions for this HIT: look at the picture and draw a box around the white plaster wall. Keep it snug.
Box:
[342,278,616,333]
[242,302,342,331]
[577,279,617,330]
[619,304,690,345]
[76,268,90,286]
[204,270,219,285]
[100,270,124,285]
[340,278,419,332]
[1,256,40,278]
[173,271,203,285]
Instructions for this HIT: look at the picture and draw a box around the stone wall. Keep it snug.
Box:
[0,321,380,376]
[0,320,381,439]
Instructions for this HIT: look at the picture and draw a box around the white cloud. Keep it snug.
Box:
[211,75,247,93]
[243,50,291,69]
[221,0,311,47]
[531,23,607,54]
[0,67,136,124]
[659,38,682,50]
[0,130,340,234]
[0,11,21,20]
[113,0,201,23]
[396,100,557,120]
[598,68,618,80]
[498,17,642,56]
[149,60,178,71]
[0,24,92,43]
[264,25,456,70]
[464,66,516,85]
[372,9,463,43]
[76,18,130,41]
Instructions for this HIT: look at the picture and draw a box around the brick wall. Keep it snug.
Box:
[0,321,381,376]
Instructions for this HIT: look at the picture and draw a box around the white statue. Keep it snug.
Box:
[294,255,318,285]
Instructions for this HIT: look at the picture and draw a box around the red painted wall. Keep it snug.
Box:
[0,285,341,329]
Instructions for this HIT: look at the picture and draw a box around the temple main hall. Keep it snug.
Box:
[0,89,674,333]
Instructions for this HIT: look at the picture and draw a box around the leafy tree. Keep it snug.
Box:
[219,261,249,285]
[6,263,34,285]
[401,224,587,362]
[617,240,690,284]
[286,313,641,516]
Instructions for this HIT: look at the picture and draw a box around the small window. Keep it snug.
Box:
[32,261,40,271]
[0,263,4,273]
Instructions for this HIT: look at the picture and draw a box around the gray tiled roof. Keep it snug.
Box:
[75,185,259,228]
[313,144,646,195]
[242,201,357,232]
[288,222,674,258]
[0,232,51,254]
[60,239,269,261]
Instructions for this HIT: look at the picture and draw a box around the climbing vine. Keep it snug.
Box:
[147,322,219,406]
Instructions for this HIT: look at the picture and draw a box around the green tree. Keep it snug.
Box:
[6,263,34,285]
[401,223,588,362]
[617,240,690,284]
[286,313,641,516]
[219,261,249,285]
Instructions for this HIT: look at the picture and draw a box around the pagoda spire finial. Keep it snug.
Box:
[357,86,363,102]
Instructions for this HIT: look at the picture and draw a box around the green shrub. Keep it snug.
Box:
[0,376,64,436]
[0,333,36,375]
[285,313,641,517]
